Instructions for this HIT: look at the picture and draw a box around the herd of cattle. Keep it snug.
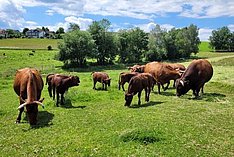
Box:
[13,59,213,125]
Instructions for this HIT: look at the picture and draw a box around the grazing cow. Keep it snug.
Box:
[92,72,111,90]
[164,63,186,89]
[125,73,155,107]
[137,61,181,94]
[175,59,213,97]
[13,68,44,125]
[46,74,69,98]
[118,72,139,91]
[51,75,80,106]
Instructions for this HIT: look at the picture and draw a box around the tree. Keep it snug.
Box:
[88,19,118,65]
[22,28,29,35]
[147,24,167,61]
[117,27,148,63]
[58,30,95,67]
[209,26,232,51]
[68,23,80,32]
[56,27,65,34]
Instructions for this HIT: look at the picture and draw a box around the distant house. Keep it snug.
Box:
[0,29,7,38]
[26,29,46,38]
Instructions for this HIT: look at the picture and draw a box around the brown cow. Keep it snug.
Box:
[163,63,186,89]
[46,74,69,98]
[128,64,143,72]
[51,75,80,106]
[92,72,111,90]
[175,59,213,98]
[13,68,44,125]
[137,61,181,94]
[118,72,139,91]
[125,73,154,107]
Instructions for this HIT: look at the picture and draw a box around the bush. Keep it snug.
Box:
[47,45,53,51]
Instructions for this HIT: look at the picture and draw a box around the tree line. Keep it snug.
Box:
[58,19,201,66]
[209,26,234,52]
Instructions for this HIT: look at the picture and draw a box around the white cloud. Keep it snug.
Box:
[228,24,234,32]
[199,28,213,41]
[137,22,175,32]
[64,16,93,30]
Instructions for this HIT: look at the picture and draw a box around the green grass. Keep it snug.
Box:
[0,38,60,50]
[199,41,212,52]
[0,42,234,156]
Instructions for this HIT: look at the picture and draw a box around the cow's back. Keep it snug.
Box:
[14,68,43,97]
[128,75,149,94]
[183,59,213,84]
[93,72,109,82]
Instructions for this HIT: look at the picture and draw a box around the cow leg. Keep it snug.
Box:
[145,87,150,102]
[157,83,161,94]
[138,91,142,105]
[147,87,151,102]
[122,83,125,91]
[52,86,55,100]
[201,85,204,94]
[93,80,97,90]
[16,107,24,123]
[48,84,52,97]
[173,80,176,88]
[56,91,60,107]
[163,82,170,91]
[61,94,65,105]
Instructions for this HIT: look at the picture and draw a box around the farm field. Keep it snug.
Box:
[0,41,233,156]
[0,38,59,50]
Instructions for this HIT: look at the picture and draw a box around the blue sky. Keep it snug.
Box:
[0,0,233,41]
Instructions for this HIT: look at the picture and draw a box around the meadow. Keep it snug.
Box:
[0,39,233,156]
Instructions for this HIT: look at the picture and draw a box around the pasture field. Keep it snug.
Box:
[0,38,59,50]
[0,45,234,156]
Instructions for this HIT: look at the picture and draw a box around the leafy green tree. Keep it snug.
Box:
[117,28,148,63]
[88,19,118,65]
[147,24,167,61]
[209,26,232,51]
[68,23,80,32]
[22,28,29,35]
[117,29,129,63]
[56,27,65,34]
[58,30,95,67]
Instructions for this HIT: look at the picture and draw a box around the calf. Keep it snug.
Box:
[92,72,111,90]
[118,72,139,91]
[13,68,44,125]
[175,59,213,98]
[46,74,69,98]
[125,73,154,107]
[51,75,80,106]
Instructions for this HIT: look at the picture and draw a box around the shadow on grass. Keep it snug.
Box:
[22,111,54,129]
[120,129,165,145]
[202,92,226,102]
[129,101,163,108]
[60,99,86,109]
[186,92,226,102]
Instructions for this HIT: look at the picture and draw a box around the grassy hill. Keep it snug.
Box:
[0,41,233,156]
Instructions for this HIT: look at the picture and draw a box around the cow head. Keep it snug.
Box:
[18,98,44,125]
[71,76,80,86]
[125,93,133,106]
[175,79,190,97]
[135,65,145,73]
[103,78,111,86]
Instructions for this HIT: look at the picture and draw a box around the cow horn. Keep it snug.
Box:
[19,97,26,103]
[34,101,45,109]
[180,80,184,86]
[18,102,27,110]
